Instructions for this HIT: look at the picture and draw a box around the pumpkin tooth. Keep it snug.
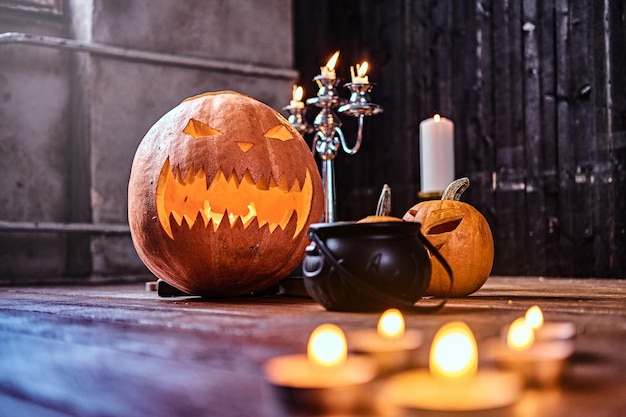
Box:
[277,208,295,231]
[289,177,301,193]
[256,217,268,229]
[182,213,196,226]
[228,211,240,226]
[267,222,279,233]
[170,210,183,227]
[293,169,313,238]
[202,199,224,231]
[227,169,241,188]
[240,202,258,228]
[255,176,268,191]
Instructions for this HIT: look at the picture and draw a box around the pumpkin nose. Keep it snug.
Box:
[236,141,254,152]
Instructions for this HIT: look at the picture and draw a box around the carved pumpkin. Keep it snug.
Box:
[403,178,493,297]
[128,91,324,296]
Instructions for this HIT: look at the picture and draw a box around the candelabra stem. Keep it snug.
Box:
[321,159,336,223]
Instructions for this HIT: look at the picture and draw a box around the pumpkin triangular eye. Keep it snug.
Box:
[183,118,221,138]
[263,125,293,141]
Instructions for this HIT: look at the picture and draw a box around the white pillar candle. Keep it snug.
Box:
[419,114,455,194]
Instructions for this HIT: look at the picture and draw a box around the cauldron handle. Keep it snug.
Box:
[308,230,448,313]
[416,229,454,299]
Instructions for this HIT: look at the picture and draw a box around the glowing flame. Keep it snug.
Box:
[507,317,535,351]
[292,85,303,102]
[524,305,544,330]
[307,324,347,367]
[357,61,369,77]
[377,308,405,339]
[430,322,478,379]
[325,51,340,70]
[434,114,441,122]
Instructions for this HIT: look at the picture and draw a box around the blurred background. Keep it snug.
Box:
[1,0,625,284]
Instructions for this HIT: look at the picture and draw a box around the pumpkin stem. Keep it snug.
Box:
[441,177,470,201]
[375,184,392,216]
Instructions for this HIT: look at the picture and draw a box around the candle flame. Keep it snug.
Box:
[307,324,347,367]
[524,305,544,330]
[357,61,369,77]
[507,317,535,351]
[326,51,340,70]
[377,308,405,339]
[430,322,478,379]
[292,85,303,102]
[434,114,441,122]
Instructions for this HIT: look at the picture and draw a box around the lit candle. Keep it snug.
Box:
[419,114,455,194]
[430,321,478,380]
[347,309,423,374]
[350,61,369,84]
[498,306,577,342]
[382,321,523,412]
[525,305,577,341]
[320,51,340,80]
[524,305,544,329]
[263,323,377,387]
[263,323,378,412]
[486,311,576,387]
[289,85,304,109]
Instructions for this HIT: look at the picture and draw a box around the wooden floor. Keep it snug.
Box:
[1,276,625,417]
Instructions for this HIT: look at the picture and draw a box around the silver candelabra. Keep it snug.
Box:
[284,69,383,223]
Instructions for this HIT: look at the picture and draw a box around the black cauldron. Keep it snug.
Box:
[302,222,452,312]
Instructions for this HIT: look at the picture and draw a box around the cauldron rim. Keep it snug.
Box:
[308,221,423,240]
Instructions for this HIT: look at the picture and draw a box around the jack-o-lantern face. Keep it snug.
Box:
[128,91,324,296]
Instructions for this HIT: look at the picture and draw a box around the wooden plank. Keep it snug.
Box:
[589,0,626,276]
[556,0,596,276]
[538,0,562,275]
[461,0,497,226]
[491,0,528,274]
[522,0,549,274]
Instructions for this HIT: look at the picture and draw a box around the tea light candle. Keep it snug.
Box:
[347,309,423,374]
[487,316,575,387]
[382,321,523,412]
[263,323,377,389]
[523,305,577,341]
[419,114,455,194]
[320,51,340,80]
[289,85,305,109]
[350,61,369,84]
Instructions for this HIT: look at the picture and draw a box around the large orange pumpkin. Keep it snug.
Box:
[128,91,324,296]
[403,178,494,297]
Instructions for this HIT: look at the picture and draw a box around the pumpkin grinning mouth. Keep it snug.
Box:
[155,158,314,239]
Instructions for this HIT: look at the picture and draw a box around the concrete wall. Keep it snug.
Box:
[0,0,297,283]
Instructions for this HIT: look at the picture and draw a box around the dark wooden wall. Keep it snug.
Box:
[293,0,626,278]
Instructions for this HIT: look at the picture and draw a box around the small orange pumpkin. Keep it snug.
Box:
[128,91,324,296]
[403,178,494,297]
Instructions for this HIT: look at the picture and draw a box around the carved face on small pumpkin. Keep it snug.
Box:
[128,91,324,296]
[403,199,494,297]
